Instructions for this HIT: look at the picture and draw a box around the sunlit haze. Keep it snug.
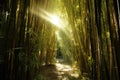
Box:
[50,15,61,27]
[30,8,66,29]
[55,31,61,40]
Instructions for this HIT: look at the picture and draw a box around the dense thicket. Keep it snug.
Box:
[0,0,57,80]
[0,0,120,80]
[62,0,120,80]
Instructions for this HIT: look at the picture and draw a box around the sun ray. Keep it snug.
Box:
[30,8,66,29]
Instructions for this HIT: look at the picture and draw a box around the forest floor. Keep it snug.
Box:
[36,59,80,80]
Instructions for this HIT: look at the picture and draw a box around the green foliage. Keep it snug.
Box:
[28,28,41,52]
[88,56,93,66]
[18,52,40,70]
[1,0,119,80]
[80,76,91,80]
[34,74,47,80]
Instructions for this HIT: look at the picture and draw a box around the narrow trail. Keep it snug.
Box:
[38,59,80,80]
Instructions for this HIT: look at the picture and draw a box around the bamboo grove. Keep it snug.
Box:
[0,0,120,80]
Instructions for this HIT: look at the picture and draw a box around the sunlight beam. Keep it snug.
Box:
[50,15,61,27]
[55,31,61,41]
[30,8,65,29]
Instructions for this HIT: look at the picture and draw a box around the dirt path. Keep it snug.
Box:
[38,62,80,80]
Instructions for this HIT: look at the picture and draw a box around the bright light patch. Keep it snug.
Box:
[49,14,64,29]
[55,31,61,40]
[56,63,73,71]
[30,8,68,29]
[50,15,61,27]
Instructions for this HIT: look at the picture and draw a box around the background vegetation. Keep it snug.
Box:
[0,0,120,80]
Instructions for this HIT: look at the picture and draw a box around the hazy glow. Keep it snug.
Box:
[55,31,61,40]
[50,15,62,27]
[30,8,65,29]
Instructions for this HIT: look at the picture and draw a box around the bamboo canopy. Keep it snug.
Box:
[0,0,120,80]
